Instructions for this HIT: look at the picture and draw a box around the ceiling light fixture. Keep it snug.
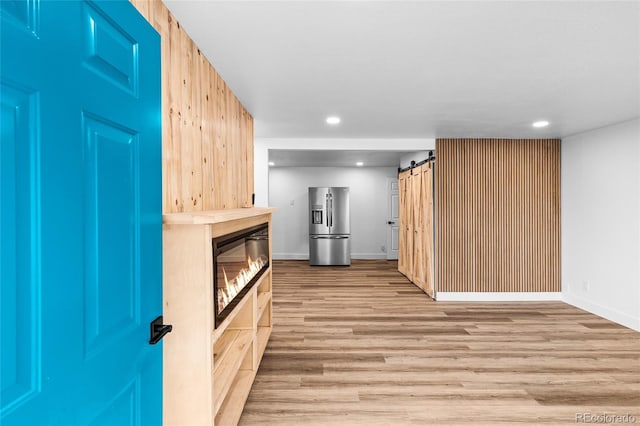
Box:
[532,120,549,128]
[356,162,364,166]
[268,161,274,166]
[326,116,341,125]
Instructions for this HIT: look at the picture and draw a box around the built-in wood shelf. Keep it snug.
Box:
[256,326,271,361]
[213,329,253,415]
[215,370,254,426]
[163,207,276,225]
[257,292,271,320]
[213,329,252,376]
[162,210,274,426]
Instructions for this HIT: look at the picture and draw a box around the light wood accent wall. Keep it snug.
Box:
[130,0,254,213]
[436,138,560,292]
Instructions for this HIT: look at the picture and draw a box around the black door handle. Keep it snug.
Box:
[387,221,396,225]
[149,315,172,344]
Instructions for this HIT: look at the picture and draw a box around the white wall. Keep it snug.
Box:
[269,166,398,259]
[254,138,435,207]
[562,118,640,331]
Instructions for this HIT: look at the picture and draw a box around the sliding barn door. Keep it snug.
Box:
[398,164,436,298]
[397,170,412,278]
[411,168,426,289]
[421,163,435,298]
[406,163,435,298]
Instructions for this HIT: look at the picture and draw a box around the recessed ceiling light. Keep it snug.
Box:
[326,116,341,125]
[356,162,364,166]
[268,161,274,166]
[532,120,549,128]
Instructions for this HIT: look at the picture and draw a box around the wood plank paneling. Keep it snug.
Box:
[436,138,560,293]
[201,47,215,209]
[130,0,254,213]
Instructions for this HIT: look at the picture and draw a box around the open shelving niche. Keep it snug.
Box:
[162,208,275,426]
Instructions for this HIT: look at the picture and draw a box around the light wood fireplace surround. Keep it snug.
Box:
[163,208,274,425]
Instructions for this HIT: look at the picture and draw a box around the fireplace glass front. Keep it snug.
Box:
[212,223,269,328]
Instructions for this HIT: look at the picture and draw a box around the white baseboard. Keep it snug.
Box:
[272,253,307,260]
[351,253,387,260]
[272,253,388,260]
[436,292,562,302]
[563,292,640,332]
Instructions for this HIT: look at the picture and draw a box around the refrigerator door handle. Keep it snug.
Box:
[325,194,330,228]
[310,235,349,239]
[329,194,333,227]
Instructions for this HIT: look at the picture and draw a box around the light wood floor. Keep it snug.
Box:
[240,260,640,425]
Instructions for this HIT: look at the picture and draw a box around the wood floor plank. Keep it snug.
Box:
[240,260,640,425]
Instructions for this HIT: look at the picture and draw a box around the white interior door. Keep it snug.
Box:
[386,178,399,260]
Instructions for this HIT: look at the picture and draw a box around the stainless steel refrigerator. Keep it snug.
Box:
[308,187,351,266]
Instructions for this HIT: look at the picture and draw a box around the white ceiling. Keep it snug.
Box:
[268,149,411,167]
[165,1,639,140]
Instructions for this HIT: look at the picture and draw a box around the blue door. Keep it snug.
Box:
[1,1,162,424]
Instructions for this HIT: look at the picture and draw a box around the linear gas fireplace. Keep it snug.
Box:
[212,223,269,328]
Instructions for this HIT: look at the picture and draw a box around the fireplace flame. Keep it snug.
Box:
[218,255,267,313]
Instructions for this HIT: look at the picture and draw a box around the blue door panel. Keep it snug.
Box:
[1,1,161,424]
[82,1,139,96]
[0,0,39,37]
[82,113,141,359]
[89,377,139,426]
[0,83,41,414]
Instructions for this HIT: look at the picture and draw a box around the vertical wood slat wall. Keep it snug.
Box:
[130,0,254,213]
[436,139,560,293]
